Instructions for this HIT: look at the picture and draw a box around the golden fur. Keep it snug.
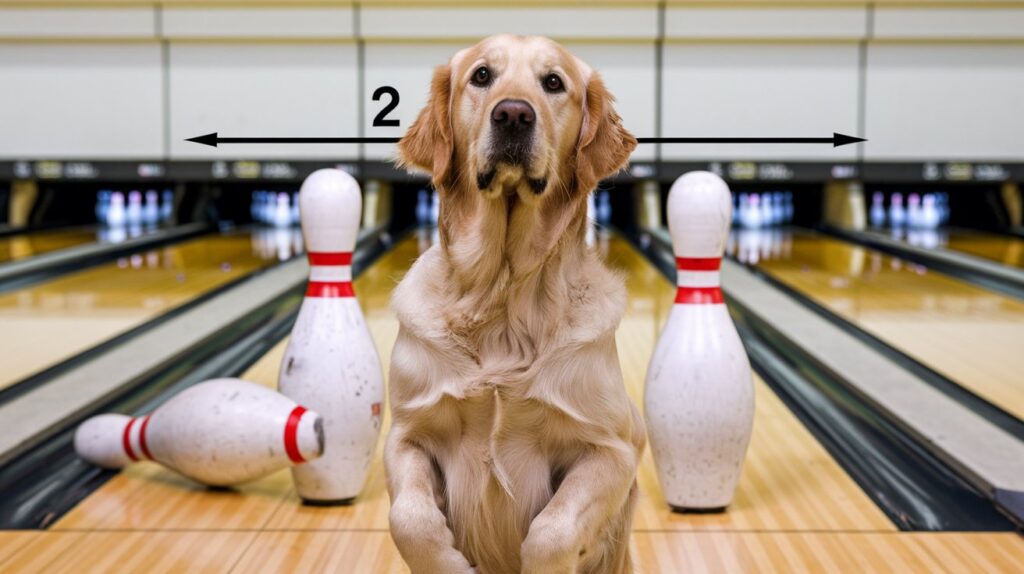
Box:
[385,35,644,574]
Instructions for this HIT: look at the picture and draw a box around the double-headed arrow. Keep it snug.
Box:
[186,132,866,148]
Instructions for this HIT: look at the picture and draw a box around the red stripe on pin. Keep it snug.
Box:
[676,257,721,271]
[307,252,353,266]
[675,286,724,305]
[284,406,307,464]
[123,417,139,462]
[306,281,355,298]
[138,415,153,461]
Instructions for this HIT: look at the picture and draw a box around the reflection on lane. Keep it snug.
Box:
[727,228,1024,421]
[0,228,304,390]
[865,227,1024,270]
[0,227,102,264]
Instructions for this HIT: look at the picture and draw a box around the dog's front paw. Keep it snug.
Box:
[521,515,581,574]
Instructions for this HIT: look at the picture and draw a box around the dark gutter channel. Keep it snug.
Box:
[626,229,1016,531]
[0,227,396,530]
[0,223,213,295]
[823,225,1024,302]
[733,240,1024,444]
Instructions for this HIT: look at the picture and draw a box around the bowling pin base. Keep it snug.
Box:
[301,497,355,507]
[669,505,728,514]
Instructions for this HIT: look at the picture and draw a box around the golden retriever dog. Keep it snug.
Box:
[385,34,644,574]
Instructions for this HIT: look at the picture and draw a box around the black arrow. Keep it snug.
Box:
[637,133,866,148]
[186,131,866,148]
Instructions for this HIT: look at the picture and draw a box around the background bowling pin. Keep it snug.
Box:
[645,171,755,512]
[279,168,385,504]
[74,378,324,486]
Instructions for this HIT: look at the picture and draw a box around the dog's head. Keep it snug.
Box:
[399,34,636,205]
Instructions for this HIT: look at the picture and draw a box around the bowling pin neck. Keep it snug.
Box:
[306,251,355,298]
[675,257,724,305]
[122,415,155,462]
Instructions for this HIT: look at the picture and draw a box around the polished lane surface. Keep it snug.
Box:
[730,228,1024,421]
[941,229,1024,269]
[0,227,104,264]
[0,227,303,391]
[13,234,1019,571]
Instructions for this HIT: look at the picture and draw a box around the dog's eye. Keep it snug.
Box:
[543,74,564,93]
[471,66,491,87]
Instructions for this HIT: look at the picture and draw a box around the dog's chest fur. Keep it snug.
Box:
[390,244,627,572]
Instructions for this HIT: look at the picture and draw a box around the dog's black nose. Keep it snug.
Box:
[491,99,535,131]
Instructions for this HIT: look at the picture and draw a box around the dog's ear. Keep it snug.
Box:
[574,73,637,194]
[397,64,454,185]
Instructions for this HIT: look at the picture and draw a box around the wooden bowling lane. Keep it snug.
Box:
[10,233,1022,573]
[0,227,303,391]
[942,229,1024,270]
[733,229,1024,422]
[0,227,101,264]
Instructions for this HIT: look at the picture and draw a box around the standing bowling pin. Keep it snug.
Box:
[889,192,906,227]
[869,192,886,228]
[107,192,126,227]
[278,168,384,505]
[644,171,755,511]
[73,378,324,486]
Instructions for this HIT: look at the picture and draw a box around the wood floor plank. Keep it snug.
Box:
[2,531,254,574]
[630,532,1024,574]
[0,532,41,568]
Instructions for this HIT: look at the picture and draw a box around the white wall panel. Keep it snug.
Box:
[0,8,155,39]
[169,43,359,159]
[361,7,657,40]
[665,7,866,40]
[566,43,657,161]
[864,44,1024,160]
[362,43,462,162]
[0,43,163,158]
[163,8,354,39]
[661,44,860,160]
[874,8,1024,39]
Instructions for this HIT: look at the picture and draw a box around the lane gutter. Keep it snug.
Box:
[823,225,1024,301]
[0,222,212,294]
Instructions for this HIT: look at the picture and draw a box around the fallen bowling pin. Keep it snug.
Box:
[74,378,324,486]
[644,171,755,512]
[279,168,384,505]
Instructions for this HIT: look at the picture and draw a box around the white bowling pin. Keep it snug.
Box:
[907,193,922,228]
[644,171,755,511]
[127,190,143,226]
[415,189,431,224]
[586,192,597,246]
[160,190,174,223]
[759,193,773,226]
[107,192,126,227]
[889,193,906,227]
[921,194,941,229]
[278,168,385,504]
[271,192,291,228]
[740,193,762,229]
[597,190,612,225]
[143,190,160,225]
[430,190,440,226]
[73,378,324,486]
[95,190,110,225]
[869,192,886,228]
